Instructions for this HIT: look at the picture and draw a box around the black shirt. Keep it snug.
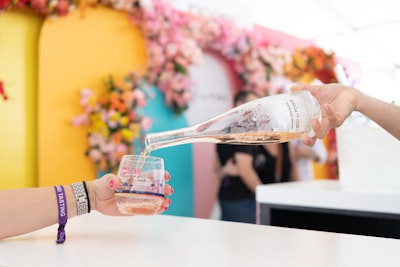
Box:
[217,143,291,200]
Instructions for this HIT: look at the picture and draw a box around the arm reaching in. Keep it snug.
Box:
[0,172,173,240]
[291,83,400,145]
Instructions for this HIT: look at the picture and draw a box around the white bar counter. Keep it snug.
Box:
[2,211,400,267]
[256,180,400,238]
[257,180,400,214]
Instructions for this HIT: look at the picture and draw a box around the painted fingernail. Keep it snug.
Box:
[109,179,115,188]
[164,207,168,211]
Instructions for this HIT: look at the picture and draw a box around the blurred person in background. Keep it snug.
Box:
[293,138,327,181]
[215,91,298,224]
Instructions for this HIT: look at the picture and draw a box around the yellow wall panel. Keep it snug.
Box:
[0,9,43,189]
[38,7,147,186]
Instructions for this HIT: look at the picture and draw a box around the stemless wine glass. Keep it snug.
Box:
[115,155,165,215]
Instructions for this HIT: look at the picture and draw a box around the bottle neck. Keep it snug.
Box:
[144,108,238,151]
[144,125,201,151]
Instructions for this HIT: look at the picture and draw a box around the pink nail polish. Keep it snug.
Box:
[109,179,115,188]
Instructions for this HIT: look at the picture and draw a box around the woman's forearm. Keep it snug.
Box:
[0,185,78,239]
[356,90,400,140]
[0,173,173,240]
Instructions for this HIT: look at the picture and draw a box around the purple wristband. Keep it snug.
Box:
[54,185,68,244]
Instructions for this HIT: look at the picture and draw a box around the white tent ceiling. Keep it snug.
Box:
[172,0,400,101]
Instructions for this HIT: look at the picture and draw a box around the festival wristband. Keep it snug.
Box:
[54,185,68,244]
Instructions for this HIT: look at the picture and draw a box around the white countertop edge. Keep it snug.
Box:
[256,180,400,214]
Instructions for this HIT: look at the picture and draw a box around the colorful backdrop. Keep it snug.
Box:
[0,1,359,218]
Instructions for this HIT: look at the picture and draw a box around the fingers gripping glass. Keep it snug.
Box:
[115,155,165,215]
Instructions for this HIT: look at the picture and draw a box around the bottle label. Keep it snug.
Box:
[286,99,301,132]
[242,94,311,134]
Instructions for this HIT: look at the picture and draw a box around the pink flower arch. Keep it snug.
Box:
[1,0,338,114]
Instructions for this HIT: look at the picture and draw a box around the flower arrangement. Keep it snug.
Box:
[134,0,292,112]
[230,37,292,96]
[283,46,338,84]
[0,0,75,17]
[135,0,202,115]
[1,0,339,112]
[71,73,151,173]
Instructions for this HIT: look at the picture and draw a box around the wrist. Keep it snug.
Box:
[64,185,78,217]
[85,180,96,212]
[70,181,91,216]
[351,87,363,113]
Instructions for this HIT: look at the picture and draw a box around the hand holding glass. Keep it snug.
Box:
[115,155,165,215]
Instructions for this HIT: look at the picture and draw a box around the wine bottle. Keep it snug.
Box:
[144,90,320,151]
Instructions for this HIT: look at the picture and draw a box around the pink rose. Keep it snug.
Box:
[55,0,70,16]
[133,89,146,107]
[141,117,152,131]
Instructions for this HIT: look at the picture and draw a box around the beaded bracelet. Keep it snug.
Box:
[82,181,91,213]
[71,181,90,216]
[54,185,67,244]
